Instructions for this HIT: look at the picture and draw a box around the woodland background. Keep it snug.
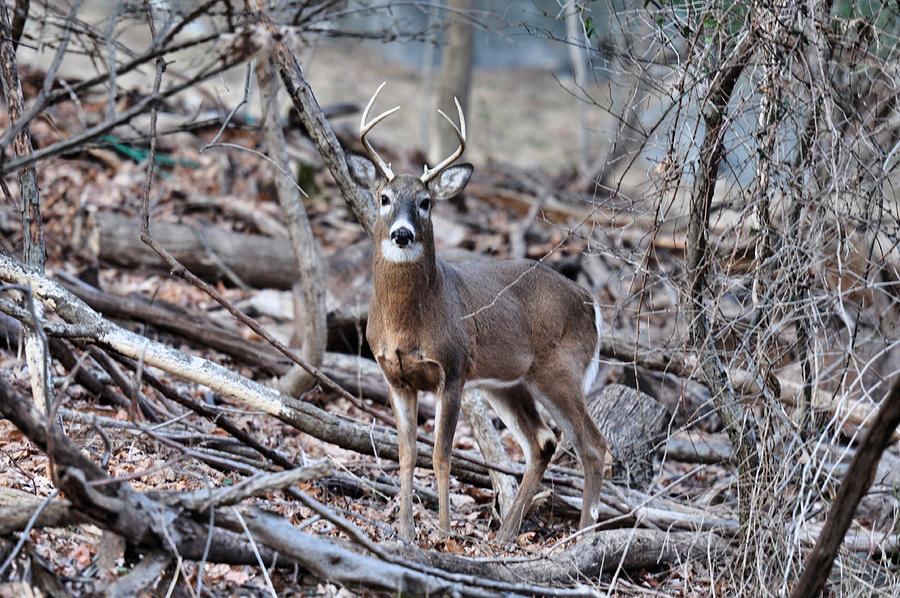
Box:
[0,1,898,597]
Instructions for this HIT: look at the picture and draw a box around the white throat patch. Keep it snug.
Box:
[381,239,424,262]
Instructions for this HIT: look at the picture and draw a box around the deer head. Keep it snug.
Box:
[346,83,473,263]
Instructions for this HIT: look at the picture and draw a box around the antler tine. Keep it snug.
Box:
[360,82,400,181]
[421,96,467,184]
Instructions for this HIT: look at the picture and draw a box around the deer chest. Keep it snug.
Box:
[375,347,443,394]
[366,297,464,394]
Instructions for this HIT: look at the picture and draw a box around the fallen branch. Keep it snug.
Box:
[177,460,332,511]
[387,527,731,584]
[86,210,301,290]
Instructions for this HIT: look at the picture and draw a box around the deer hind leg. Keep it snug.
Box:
[533,371,608,531]
[388,385,418,540]
[482,382,557,544]
[433,379,462,534]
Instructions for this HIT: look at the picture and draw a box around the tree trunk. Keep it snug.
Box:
[0,0,51,414]
[428,0,474,167]
[257,58,327,396]
[683,33,760,525]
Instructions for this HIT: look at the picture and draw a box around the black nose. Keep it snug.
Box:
[391,228,414,247]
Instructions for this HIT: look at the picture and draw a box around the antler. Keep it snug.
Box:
[421,97,466,184]
[360,82,401,181]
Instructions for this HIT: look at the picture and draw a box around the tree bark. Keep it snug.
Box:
[0,0,51,414]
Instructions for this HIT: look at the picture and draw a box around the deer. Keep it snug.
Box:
[346,83,610,543]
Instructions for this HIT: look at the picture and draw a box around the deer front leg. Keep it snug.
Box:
[388,386,418,541]
[433,379,462,534]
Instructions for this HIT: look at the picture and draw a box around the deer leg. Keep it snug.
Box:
[573,416,608,530]
[433,379,462,534]
[484,382,557,544]
[534,373,608,531]
[388,385,418,540]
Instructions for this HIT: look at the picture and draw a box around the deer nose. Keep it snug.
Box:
[391,228,415,247]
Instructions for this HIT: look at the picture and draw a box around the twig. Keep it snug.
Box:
[233,508,278,598]
[180,460,332,511]
[200,62,252,150]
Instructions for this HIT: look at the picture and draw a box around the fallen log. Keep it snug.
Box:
[84,209,300,289]
[388,527,731,584]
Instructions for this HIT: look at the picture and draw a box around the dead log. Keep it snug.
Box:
[388,528,731,583]
[84,210,300,289]
[561,384,668,490]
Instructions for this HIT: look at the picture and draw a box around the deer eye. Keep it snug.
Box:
[380,194,390,206]
[419,198,430,211]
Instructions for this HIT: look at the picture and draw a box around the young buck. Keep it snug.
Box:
[347,83,609,543]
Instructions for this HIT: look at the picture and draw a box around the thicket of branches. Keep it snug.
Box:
[0,0,897,597]
[578,1,900,595]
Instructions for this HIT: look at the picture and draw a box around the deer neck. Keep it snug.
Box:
[371,231,443,328]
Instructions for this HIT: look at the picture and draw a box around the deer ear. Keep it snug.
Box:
[346,152,383,190]
[428,164,473,201]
